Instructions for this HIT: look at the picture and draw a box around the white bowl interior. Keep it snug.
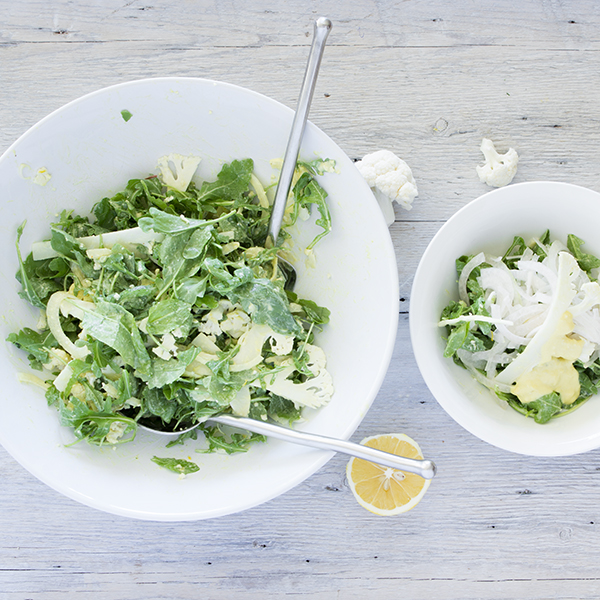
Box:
[0,78,399,519]
[410,181,600,457]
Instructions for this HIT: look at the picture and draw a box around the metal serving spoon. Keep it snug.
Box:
[145,414,436,479]
[267,16,331,248]
[267,16,331,290]
[139,18,437,480]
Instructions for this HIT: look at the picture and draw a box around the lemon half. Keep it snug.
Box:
[346,433,431,515]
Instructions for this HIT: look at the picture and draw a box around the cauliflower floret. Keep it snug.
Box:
[32,167,52,187]
[156,153,201,192]
[355,150,418,225]
[476,138,519,188]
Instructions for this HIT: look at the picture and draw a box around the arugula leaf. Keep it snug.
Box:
[287,291,330,326]
[203,260,254,294]
[443,321,470,358]
[58,393,136,445]
[82,301,151,375]
[174,276,208,305]
[7,327,57,370]
[154,231,209,296]
[267,393,302,423]
[527,393,563,424]
[502,235,526,268]
[49,227,87,261]
[151,456,199,475]
[299,157,336,176]
[195,158,254,205]
[199,424,265,454]
[202,352,249,406]
[139,207,212,235]
[183,227,213,259]
[52,209,105,238]
[291,172,332,250]
[440,300,469,322]
[165,428,199,448]
[567,234,600,275]
[142,387,178,422]
[144,347,200,389]
[116,285,156,316]
[146,298,193,337]
[227,278,301,335]
[14,222,46,309]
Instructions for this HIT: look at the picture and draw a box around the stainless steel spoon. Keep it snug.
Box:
[267,16,332,247]
[144,414,436,479]
[267,16,331,290]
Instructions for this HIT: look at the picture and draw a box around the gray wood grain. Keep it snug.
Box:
[3,1,600,598]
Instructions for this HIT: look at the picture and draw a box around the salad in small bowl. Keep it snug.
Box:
[410,181,600,457]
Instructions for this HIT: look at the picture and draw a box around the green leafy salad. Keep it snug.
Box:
[9,153,335,454]
[440,231,600,424]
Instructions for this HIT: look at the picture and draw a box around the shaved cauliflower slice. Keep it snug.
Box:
[230,323,294,372]
[220,308,251,339]
[254,343,333,409]
[191,332,222,353]
[157,153,201,192]
[199,300,235,336]
[476,138,519,188]
[230,386,251,417]
[46,291,95,360]
[355,150,418,225]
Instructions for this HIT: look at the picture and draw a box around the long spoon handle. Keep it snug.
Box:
[267,17,332,245]
[209,414,437,480]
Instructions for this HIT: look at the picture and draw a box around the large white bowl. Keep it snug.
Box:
[410,181,600,457]
[0,78,398,520]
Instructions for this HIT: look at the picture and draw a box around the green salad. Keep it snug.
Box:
[440,231,600,424]
[9,153,335,453]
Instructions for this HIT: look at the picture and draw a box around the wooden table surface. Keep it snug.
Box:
[3,1,600,598]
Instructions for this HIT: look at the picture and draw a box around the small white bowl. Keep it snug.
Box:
[410,181,600,457]
[0,78,398,519]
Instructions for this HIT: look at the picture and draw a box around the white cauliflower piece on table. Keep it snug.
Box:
[355,150,418,226]
[156,153,201,192]
[476,138,519,188]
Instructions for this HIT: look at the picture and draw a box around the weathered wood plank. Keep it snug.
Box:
[3,0,600,50]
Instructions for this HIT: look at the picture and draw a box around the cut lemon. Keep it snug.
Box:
[346,433,431,515]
